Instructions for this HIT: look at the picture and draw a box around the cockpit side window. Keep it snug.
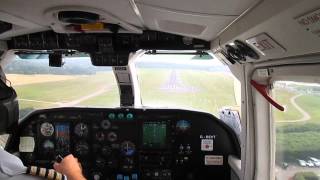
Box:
[273,81,320,180]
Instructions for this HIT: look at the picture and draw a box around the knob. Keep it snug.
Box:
[101,120,111,130]
[92,172,102,180]
[107,132,117,142]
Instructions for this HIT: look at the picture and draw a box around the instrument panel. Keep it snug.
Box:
[13,108,240,180]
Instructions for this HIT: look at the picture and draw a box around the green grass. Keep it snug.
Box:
[14,73,114,102]
[296,95,320,122]
[19,100,56,110]
[276,130,320,163]
[138,69,236,115]
[11,72,119,118]
[79,87,120,107]
[12,69,237,117]
[274,87,320,164]
[273,88,302,121]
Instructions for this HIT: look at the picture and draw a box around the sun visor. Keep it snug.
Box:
[0,78,19,134]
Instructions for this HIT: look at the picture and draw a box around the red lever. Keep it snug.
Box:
[250,80,284,111]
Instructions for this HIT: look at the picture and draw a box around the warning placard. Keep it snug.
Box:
[201,139,213,151]
[296,8,320,37]
[204,155,224,166]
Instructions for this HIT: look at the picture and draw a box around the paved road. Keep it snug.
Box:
[277,94,311,123]
[161,70,199,93]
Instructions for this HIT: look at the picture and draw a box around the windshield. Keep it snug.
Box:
[4,55,120,119]
[135,53,239,116]
[4,53,238,119]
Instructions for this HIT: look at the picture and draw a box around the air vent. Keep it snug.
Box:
[58,11,100,24]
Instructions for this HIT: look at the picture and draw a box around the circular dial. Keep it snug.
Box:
[74,123,89,138]
[40,122,54,137]
[107,132,117,142]
[100,120,111,130]
[121,141,136,156]
[75,141,89,156]
[42,140,55,151]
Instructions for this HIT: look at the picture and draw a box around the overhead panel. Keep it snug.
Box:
[136,0,258,15]
[136,0,260,40]
[0,0,144,39]
[211,0,320,64]
[137,4,237,40]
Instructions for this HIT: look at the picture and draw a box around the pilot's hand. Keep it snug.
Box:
[53,154,86,180]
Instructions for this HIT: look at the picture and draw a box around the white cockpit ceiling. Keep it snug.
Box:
[0,0,260,40]
[135,0,258,15]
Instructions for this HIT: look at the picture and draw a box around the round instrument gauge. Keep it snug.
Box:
[40,122,54,137]
[100,120,111,130]
[74,123,89,138]
[121,141,136,156]
[107,132,117,142]
[42,140,55,151]
[75,141,90,156]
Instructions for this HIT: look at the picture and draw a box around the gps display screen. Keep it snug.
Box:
[143,121,167,148]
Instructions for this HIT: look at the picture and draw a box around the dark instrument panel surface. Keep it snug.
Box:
[13,108,240,180]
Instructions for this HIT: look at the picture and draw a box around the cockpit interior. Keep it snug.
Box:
[0,0,320,180]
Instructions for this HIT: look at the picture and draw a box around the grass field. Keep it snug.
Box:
[9,72,119,118]
[138,69,236,115]
[296,95,320,121]
[6,74,77,85]
[9,69,237,118]
[273,89,302,122]
[273,85,320,164]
